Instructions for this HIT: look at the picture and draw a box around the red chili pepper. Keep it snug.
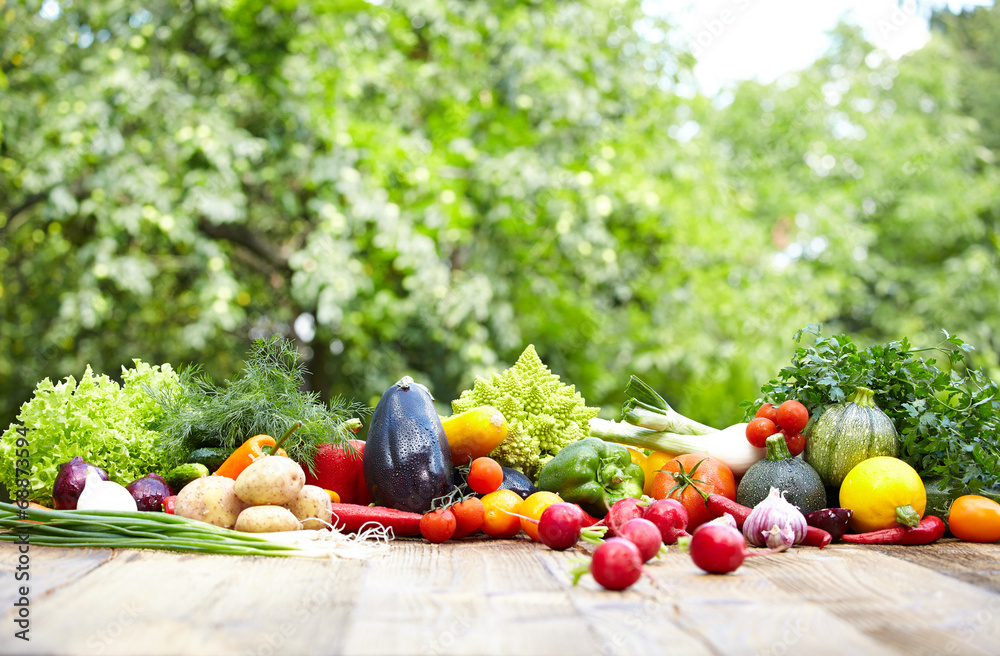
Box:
[801,526,833,548]
[330,503,422,536]
[707,494,832,549]
[707,494,751,527]
[841,515,946,545]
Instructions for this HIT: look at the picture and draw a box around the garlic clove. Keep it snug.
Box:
[743,487,808,547]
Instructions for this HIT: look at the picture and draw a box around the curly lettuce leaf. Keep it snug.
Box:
[0,361,180,504]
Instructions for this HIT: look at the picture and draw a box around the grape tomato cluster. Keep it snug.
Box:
[746,400,809,456]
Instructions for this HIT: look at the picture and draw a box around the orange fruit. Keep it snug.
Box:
[517,491,563,542]
[480,489,524,538]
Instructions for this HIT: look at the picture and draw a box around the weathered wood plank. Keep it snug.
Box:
[6,547,369,656]
[863,539,1000,594]
[760,544,1000,656]
[0,543,113,609]
[2,538,999,656]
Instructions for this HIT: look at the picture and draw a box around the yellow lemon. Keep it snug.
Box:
[839,456,926,533]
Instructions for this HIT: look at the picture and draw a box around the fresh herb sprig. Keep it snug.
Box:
[152,336,368,473]
[743,324,1000,491]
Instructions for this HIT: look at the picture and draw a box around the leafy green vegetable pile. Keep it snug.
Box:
[747,324,1000,491]
[0,361,181,504]
[151,336,367,473]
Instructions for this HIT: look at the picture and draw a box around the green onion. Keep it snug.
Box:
[0,502,383,558]
[621,375,718,435]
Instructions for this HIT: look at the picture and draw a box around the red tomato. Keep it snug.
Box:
[451,497,485,539]
[776,400,809,433]
[755,403,779,423]
[650,454,736,531]
[745,417,778,448]
[468,457,504,495]
[420,508,457,543]
[781,429,806,457]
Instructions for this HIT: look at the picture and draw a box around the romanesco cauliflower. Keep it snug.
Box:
[451,345,599,480]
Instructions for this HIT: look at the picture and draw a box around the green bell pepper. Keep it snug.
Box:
[536,437,645,518]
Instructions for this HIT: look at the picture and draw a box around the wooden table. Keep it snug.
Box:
[2,537,999,656]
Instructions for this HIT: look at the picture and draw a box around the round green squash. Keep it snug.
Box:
[803,386,899,487]
[736,433,826,513]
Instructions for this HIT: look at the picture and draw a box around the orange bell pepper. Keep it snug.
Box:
[214,421,301,480]
[214,435,288,479]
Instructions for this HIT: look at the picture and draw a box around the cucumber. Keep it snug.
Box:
[187,447,231,473]
[165,463,210,492]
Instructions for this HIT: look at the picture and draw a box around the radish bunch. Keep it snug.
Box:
[576,498,691,591]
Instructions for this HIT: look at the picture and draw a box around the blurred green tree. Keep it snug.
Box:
[1,0,998,439]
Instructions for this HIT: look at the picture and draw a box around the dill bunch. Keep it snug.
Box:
[151,336,368,473]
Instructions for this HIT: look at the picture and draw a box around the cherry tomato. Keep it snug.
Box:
[420,508,457,543]
[745,417,777,448]
[776,400,810,433]
[468,457,504,495]
[480,489,523,538]
[781,429,805,457]
[451,497,486,539]
[754,403,779,423]
[948,495,1000,543]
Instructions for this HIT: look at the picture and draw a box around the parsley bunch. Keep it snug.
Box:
[745,324,1000,491]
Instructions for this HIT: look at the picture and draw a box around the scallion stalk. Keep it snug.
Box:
[0,502,381,559]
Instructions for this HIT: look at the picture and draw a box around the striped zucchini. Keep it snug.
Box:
[804,386,899,487]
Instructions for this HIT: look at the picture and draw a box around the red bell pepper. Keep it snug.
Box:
[304,439,372,506]
[162,495,177,514]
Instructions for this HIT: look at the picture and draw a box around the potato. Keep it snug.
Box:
[234,456,306,506]
[234,505,302,533]
[285,484,333,530]
[174,476,246,529]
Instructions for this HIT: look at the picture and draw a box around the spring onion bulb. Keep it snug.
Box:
[75,470,138,512]
[588,419,765,476]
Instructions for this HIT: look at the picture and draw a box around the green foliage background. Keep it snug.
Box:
[2,0,999,431]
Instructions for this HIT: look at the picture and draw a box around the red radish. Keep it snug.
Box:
[642,498,690,545]
[617,518,662,562]
[538,502,589,550]
[687,521,792,574]
[590,538,644,590]
[605,497,644,537]
[688,523,751,574]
